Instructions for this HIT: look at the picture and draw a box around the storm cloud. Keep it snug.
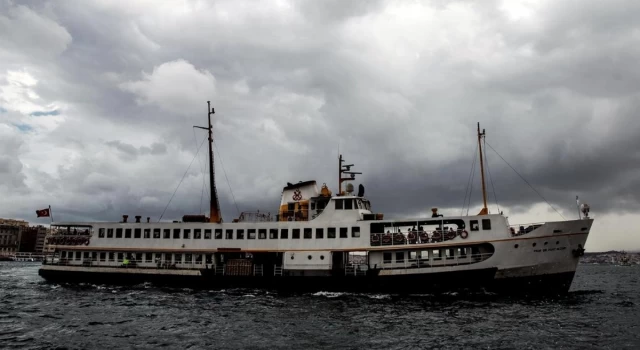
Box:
[1,0,639,251]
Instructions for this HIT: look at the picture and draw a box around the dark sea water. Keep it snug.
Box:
[1,263,638,350]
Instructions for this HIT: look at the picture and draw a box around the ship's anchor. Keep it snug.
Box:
[572,244,585,258]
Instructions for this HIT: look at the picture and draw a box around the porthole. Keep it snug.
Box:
[556,241,559,245]
[308,255,312,260]
[320,255,325,260]
[533,243,537,247]
[514,244,519,249]
[544,242,548,246]
[290,255,294,260]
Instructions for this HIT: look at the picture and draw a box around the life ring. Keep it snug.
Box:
[371,234,380,243]
[432,232,442,241]
[287,216,293,222]
[407,232,416,241]
[382,234,392,243]
[460,230,469,239]
[84,238,90,246]
[419,232,429,242]
[394,233,405,243]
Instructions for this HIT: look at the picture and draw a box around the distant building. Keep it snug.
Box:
[18,226,48,253]
[0,218,29,227]
[0,224,21,255]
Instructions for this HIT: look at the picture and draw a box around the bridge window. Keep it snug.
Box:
[184,229,191,239]
[174,253,182,264]
[345,199,353,210]
[134,228,142,238]
[258,229,267,239]
[173,229,181,239]
[340,227,348,238]
[99,228,105,238]
[226,229,233,239]
[125,229,132,238]
[383,252,392,264]
[143,229,151,238]
[107,228,113,238]
[153,229,161,238]
[470,220,479,231]
[292,229,300,239]
[335,200,343,210]
[433,249,441,260]
[316,228,324,239]
[396,252,404,263]
[204,229,212,239]
[185,254,193,264]
[145,253,153,263]
[108,252,114,261]
[116,228,123,238]
[164,229,171,239]
[280,229,289,239]
[100,252,106,261]
[482,219,491,230]
[270,229,278,239]
[304,228,312,239]
[194,229,202,239]
[248,229,256,239]
[215,229,223,239]
[237,229,244,239]
[352,227,360,238]
[328,227,336,238]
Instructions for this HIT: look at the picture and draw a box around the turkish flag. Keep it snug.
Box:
[36,208,50,217]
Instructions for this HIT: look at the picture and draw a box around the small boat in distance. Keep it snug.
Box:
[39,102,594,295]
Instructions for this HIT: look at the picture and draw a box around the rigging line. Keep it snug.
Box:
[485,141,565,220]
[158,136,207,222]
[193,128,206,214]
[211,138,241,216]
[466,162,476,216]
[193,128,210,203]
[484,138,500,214]
[461,143,479,216]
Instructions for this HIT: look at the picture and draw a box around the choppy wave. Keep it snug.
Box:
[1,263,639,349]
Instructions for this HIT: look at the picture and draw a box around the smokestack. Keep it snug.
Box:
[122,215,128,223]
[135,215,141,223]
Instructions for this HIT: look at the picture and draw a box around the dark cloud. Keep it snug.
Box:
[0,0,639,250]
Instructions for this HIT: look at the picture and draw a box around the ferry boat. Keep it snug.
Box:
[39,102,594,294]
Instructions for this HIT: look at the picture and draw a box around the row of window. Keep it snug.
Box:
[383,247,481,263]
[61,251,212,264]
[98,227,362,240]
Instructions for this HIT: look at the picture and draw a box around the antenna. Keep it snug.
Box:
[338,154,362,196]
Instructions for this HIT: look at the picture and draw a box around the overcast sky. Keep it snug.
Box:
[1,0,639,251]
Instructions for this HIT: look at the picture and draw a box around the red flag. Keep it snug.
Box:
[36,208,50,217]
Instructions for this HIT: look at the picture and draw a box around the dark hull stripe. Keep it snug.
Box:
[38,267,576,295]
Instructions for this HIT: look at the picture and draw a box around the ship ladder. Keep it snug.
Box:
[253,264,264,276]
[214,264,225,276]
[273,265,283,277]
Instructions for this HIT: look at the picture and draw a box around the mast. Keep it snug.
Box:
[477,122,489,215]
[338,154,361,196]
[195,101,221,223]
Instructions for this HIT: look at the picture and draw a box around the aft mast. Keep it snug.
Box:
[195,101,222,223]
[477,122,489,215]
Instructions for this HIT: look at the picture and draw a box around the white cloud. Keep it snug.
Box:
[120,59,217,116]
